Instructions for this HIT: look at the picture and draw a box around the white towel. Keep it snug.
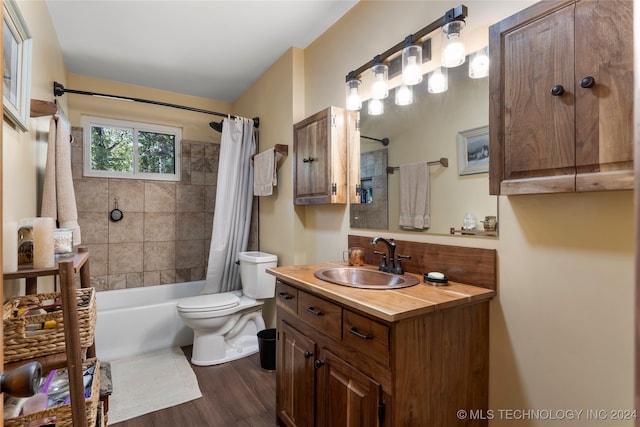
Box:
[41,115,82,245]
[399,162,430,229]
[253,147,278,196]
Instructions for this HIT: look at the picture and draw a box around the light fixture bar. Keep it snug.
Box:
[345,4,467,81]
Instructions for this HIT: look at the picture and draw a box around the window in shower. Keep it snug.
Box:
[81,115,182,181]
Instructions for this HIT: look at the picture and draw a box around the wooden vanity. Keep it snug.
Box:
[268,260,495,427]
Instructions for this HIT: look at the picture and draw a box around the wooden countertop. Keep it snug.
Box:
[267,262,495,322]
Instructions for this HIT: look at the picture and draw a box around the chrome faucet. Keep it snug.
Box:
[371,237,396,273]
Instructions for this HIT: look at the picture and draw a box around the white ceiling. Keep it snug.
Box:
[45,0,358,103]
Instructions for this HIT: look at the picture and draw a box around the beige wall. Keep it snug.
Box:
[3,0,69,295]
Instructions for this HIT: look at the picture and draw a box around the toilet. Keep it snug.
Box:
[177,251,278,366]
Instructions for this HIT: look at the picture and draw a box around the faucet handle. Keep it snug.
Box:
[393,254,411,275]
[373,250,388,272]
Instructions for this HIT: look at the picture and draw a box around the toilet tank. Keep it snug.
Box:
[238,251,278,299]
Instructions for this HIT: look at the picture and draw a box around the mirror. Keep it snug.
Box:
[352,63,495,235]
[349,8,509,237]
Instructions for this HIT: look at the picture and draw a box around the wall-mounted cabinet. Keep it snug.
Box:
[293,106,357,205]
[489,0,634,195]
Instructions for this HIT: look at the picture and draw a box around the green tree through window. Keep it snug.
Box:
[90,126,134,172]
[139,131,176,174]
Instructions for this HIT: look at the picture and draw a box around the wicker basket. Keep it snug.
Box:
[4,358,100,427]
[3,287,96,363]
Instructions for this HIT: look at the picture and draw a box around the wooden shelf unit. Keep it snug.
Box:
[3,246,94,426]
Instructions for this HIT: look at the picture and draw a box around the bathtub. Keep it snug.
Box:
[95,281,205,361]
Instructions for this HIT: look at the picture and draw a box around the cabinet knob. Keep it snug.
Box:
[550,85,565,96]
[314,359,325,369]
[303,157,316,163]
[580,76,596,89]
[304,351,313,359]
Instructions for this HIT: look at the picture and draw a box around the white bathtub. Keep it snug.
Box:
[95,281,205,361]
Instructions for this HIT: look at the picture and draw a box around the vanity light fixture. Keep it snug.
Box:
[368,98,384,116]
[370,56,389,99]
[345,73,362,111]
[395,84,413,106]
[441,20,466,68]
[468,46,489,79]
[402,37,423,86]
[344,4,467,111]
[427,67,448,93]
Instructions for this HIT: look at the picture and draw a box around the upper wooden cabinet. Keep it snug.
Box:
[294,106,353,205]
[489,0,634,195]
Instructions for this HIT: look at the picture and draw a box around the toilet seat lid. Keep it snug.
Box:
[177,292,240,312]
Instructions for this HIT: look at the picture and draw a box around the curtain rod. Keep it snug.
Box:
[52,82,259,131]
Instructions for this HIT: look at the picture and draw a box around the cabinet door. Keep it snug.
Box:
[293,106,348,204]
[489,1,576,194]
[489,0,634,195]
[574,0,634,191]
[315,349,382,427]
[277,321,316,427]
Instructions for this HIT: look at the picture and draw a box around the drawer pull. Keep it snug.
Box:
[278,292,294,300]
[306,307,324,317]
[348,327,373,340]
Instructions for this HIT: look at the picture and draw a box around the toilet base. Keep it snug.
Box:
[189,308,266,366]
[191,334,260,366]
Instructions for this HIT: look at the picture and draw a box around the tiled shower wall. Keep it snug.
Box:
[350,148,388,230]
[70,127,258,291]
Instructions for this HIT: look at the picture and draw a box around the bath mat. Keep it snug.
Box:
[108,347,202,424]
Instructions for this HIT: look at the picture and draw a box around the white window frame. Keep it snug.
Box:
[81,115,182,181]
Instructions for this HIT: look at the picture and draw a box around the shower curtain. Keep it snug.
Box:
[203,117,256,294]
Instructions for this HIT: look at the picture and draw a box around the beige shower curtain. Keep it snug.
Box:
[41,115,81,245]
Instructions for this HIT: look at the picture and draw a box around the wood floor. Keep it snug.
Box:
[110,346,277,427]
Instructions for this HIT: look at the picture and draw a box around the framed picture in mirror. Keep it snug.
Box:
[3,0,32,132]
[457,125,489,176]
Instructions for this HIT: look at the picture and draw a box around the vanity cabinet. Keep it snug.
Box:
[489,0,633,195]
[274,279,491,427]
[293,106,349,205]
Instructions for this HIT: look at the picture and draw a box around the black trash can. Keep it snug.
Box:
[257,328,276,371]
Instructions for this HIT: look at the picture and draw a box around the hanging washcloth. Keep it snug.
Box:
[253,147,278,196]
[41,115,82,245]
[399,162,430,229]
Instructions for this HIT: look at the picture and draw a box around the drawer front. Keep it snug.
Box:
[297,291,342,341]
[275,282,298,314]
[343,310,389,366]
